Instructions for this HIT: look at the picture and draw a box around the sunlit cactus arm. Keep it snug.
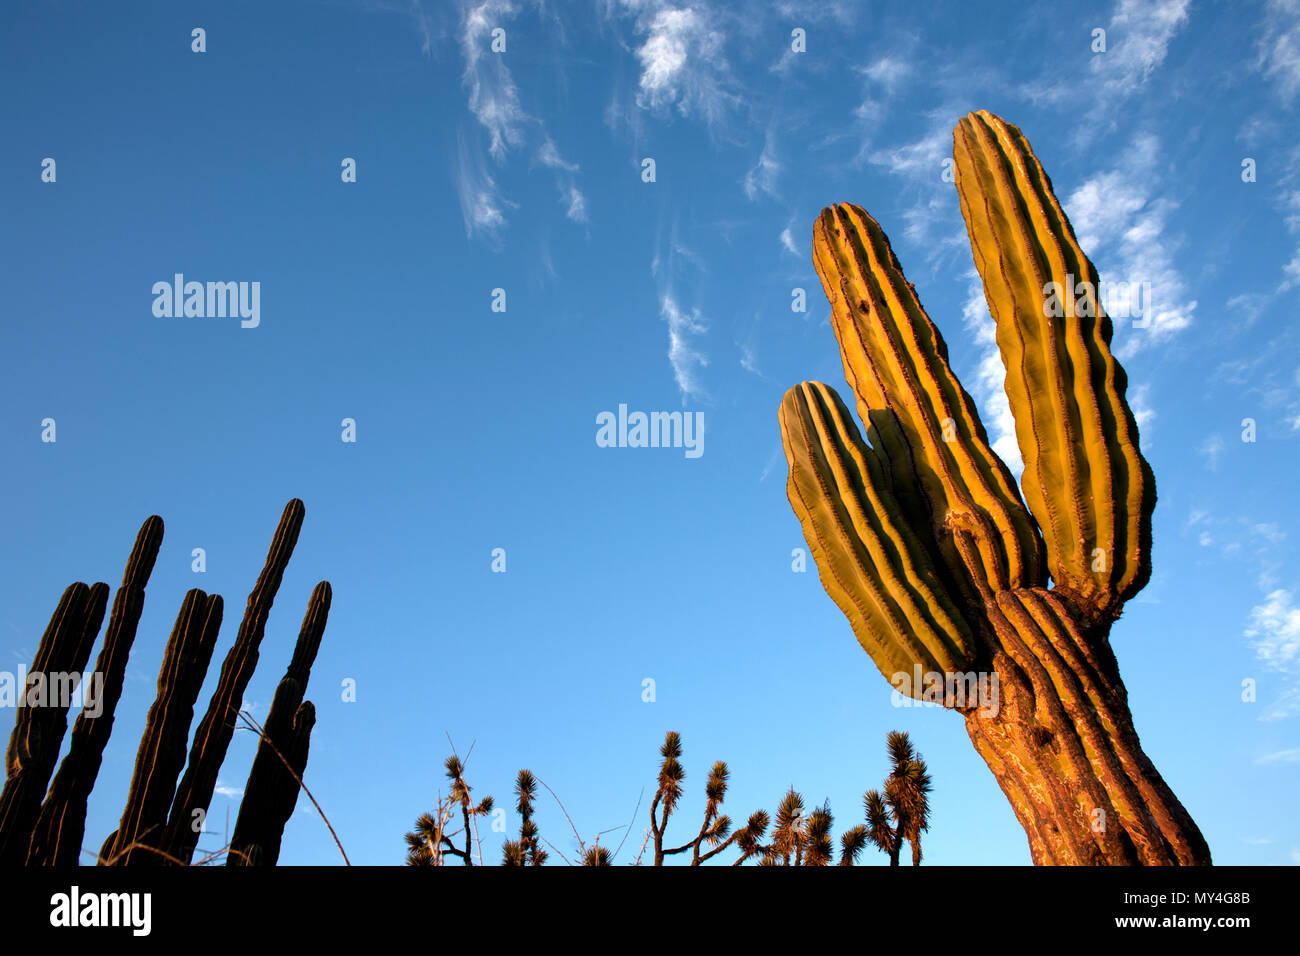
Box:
[953,110,1154,619]
[779,380,976,689]
[811,203,1045,594]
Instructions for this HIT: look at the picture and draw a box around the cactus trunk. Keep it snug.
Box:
[964,592,1209,864]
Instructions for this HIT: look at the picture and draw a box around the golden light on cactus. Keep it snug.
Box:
[952,109,1155,620]
[780,110,1210,865]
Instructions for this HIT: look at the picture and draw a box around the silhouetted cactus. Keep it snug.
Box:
[110,589,223,864]
[25,517,163,866]
[227,581,331,866]
[779,110,1209,865]
[1,500,331,867]
[0,582,108,864]
[160,499,306,864]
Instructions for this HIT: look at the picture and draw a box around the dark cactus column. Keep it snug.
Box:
[105,589,223,865]
[26,516,163,866]
[227,581,331,866]
[163,499,305,863]
[0,581,106,863]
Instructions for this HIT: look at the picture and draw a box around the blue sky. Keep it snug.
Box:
[1,0,1298,865]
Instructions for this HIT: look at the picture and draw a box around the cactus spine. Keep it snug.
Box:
[780,110,1210,865]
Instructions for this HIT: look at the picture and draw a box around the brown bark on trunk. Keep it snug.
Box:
[963,586,1211,865]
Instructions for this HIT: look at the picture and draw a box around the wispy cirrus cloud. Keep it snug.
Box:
[1092,0,1191,99]
[461,0,529,160]
[743,127,781,201]
[1246,587,1300,719]
[1256,0,1300,103]
[1062,133,1196,359]
[660,294,709,401]
[651,223,710,402]
[214,780,244,800]
[536,137,588,222]
[451,0,587,235]
[606,1,739,132]
[1256,747,1300,764]
[779,224,799,256]
[455,129,514,239]
[1020,0,1191,122]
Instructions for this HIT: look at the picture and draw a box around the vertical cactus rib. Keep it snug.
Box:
[953,110,1154,618]
[164,499,305,863]
[811,203,1045,595]
[108,590,223,864]
[228,581,331,866]
[779,381,975,685]
[26,516,164,866]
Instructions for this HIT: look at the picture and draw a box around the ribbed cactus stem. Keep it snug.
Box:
[779,382,975,685]
[227,580,330,866]
[108,589,223,864]
[953,110,1154,620]
[811,203,1045,594]
[26,517,163,866]
[164,499,305,863]
[965,587,1209,864]
[0,582,105,863]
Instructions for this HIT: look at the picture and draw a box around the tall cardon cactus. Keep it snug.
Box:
[779,110,1211,865]
[1,499,330,866]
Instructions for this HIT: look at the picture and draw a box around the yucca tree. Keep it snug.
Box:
[863,732,931,866]
[581,845,612,866]
[404,754,494,866]
[502,769,548,866]
[404,811,446,866]
[863,789,899,863]
[768,788,805,865]
[804,802,835,866]
[732,809,771,866]
[648,732,765,865]
[839,824,868,865]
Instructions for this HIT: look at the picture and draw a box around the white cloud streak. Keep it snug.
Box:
[1246,588,1300,719]
[1256,0,1300,103]
[660,294,709,401]
[612,1,738,130]
[1062,134,1196,358]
